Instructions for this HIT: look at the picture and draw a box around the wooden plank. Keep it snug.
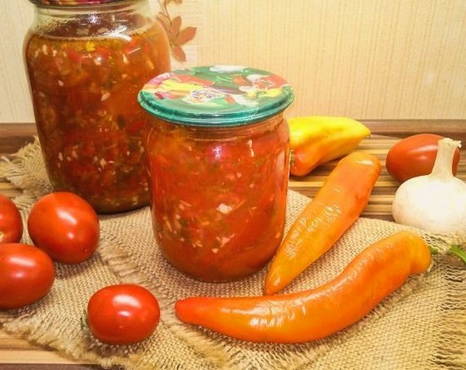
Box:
[0,124,36,155]
[0,350,89,365]
[0,338,39,351]
[363,120,466,141]
[0,331,97,368]
[0,183,19,191]
[0,366,100,370]
[291,180,398,188]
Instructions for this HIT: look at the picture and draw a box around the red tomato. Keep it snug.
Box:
[0,243,55,309]
[386,134,461,182]
[0,195,23,244]
[27,192,99,264]
[87,284,160,345]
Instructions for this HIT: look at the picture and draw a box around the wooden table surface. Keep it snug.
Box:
[0,120,465,369]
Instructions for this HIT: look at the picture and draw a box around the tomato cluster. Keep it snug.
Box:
[0,192,159,345]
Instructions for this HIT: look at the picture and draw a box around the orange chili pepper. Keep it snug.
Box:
[175,231,431,343]
[265,151,381,295]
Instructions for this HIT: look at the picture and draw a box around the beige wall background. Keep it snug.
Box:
[1,0,466,123]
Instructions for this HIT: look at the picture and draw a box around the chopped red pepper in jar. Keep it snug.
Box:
[139,66,294,282]
[24,1,170,213]
[146,116,289,281]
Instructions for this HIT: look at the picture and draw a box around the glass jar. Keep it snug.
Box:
[24,0,170,213]
[138,66,294,282]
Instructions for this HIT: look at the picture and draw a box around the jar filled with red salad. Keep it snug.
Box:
[138,66,294,282]
[24,0,170,213]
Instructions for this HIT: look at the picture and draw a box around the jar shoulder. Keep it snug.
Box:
[27,1,165,40]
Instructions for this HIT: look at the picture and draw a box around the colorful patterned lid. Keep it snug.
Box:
[29,0,124,6]
[138,65,294,127]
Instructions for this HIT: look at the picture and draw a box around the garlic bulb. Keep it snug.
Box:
[392,138,466,234]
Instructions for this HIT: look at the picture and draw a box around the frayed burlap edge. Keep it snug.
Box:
[1,138,465,370]
[430,265,466,369]
[0,137,48,202]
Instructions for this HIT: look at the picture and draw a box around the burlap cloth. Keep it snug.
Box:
[0,138,465,370]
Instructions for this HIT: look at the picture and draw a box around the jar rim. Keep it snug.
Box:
[138,65,294,128]
[28,0,132,7]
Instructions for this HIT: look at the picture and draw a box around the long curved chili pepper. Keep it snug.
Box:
[175,231,431,343]
[265,151,381,295]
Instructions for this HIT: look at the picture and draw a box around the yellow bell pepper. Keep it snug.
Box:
[289,116,371,176]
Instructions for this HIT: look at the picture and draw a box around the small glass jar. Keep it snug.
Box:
[138,66,294,282]
[24,0,170,213]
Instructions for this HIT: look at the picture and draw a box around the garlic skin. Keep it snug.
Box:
[392,138,466,234]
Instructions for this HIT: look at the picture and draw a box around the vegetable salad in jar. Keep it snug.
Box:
[25,0,170,213]
[139,66,294,282]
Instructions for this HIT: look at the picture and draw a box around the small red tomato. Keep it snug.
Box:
[87,284,160,345]
[0,243,55,309]
[0,195,22,244]
[28,192,99,264]
[386,134,461,182]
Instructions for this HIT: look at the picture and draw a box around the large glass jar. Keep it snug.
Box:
[24,0,170,213]
[138,66,294,282]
